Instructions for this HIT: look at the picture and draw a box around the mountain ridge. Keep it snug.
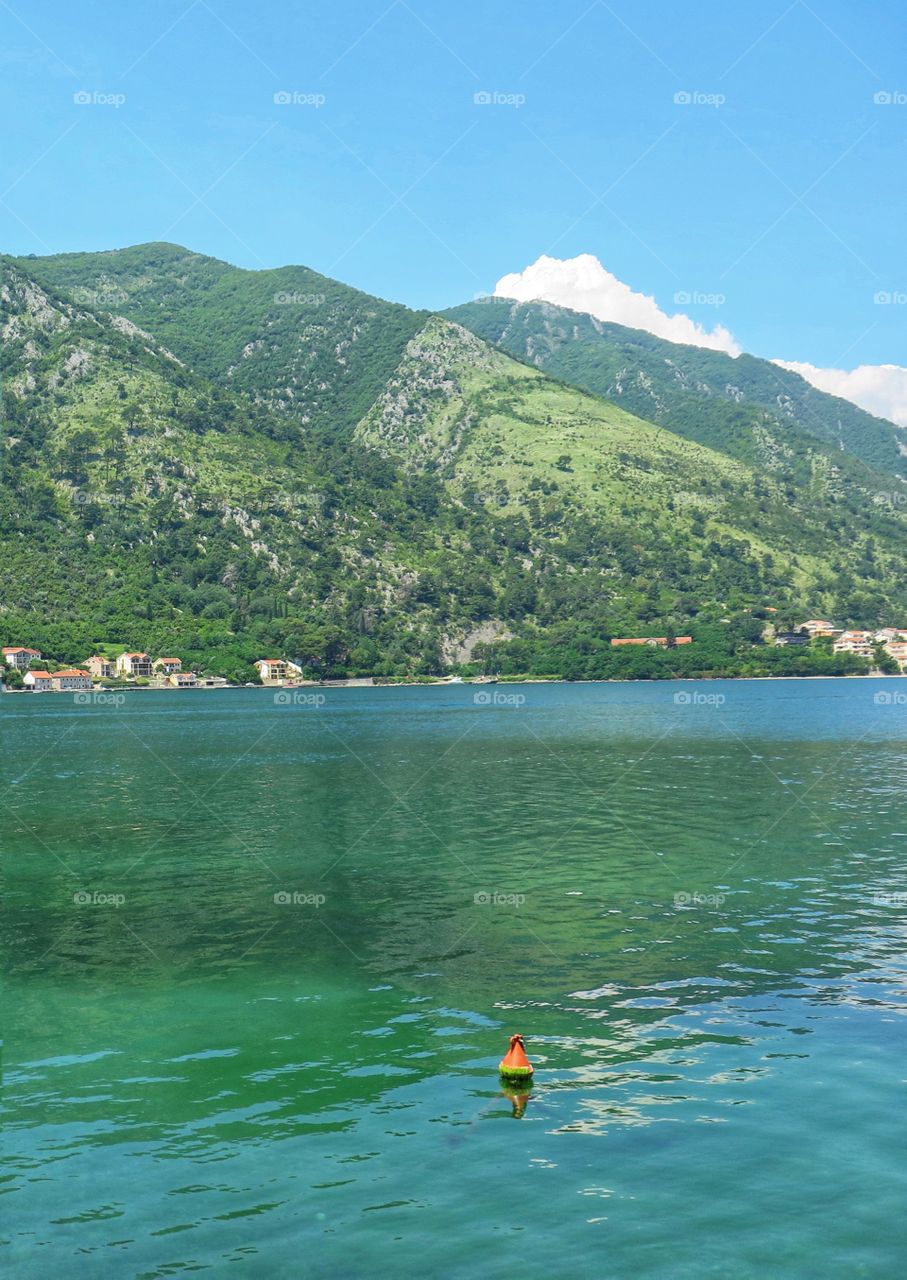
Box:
[444,296,907,480]
[3,244,907,681]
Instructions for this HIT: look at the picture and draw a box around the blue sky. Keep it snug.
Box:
[1,0,904,372]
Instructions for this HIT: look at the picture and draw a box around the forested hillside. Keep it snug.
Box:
[2,247,906,681]
[446,297,907,481]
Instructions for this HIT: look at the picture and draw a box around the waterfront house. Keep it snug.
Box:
[3,646,42,670]
[85,655,115,679]
[154,657,182,676]
[116,651,153,679]
[51,669,92,692]
[23,670,53,692]
[168,671,198,688]
[255,658,303,682]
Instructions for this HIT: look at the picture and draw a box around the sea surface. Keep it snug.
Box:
[4,679,907,1278]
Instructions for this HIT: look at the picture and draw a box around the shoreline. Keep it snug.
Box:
[3,670,903,696]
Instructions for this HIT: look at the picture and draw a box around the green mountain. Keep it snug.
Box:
[444,297,907,480]
[17,241,428,436]
[3,246,907,682]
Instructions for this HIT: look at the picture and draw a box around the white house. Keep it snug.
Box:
[154,657,182,676]
[51,669,93,692]
[116,651,153,678]
[833,630,874,657]
[797,620,840,638]
[884,640,907,669]
[3,646,42,670]
[255,658,302,683]
[23,670,53,692]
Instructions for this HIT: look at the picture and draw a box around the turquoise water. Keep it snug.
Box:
[4,680,907,1278]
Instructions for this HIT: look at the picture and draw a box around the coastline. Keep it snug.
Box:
[4,670,903,696]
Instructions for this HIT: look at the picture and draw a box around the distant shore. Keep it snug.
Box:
[6,670,903,696]
[3,670,900,701]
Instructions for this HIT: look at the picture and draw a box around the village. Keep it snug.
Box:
[775,620,907,667]
[2,621,907,695]
[0,647,309,693]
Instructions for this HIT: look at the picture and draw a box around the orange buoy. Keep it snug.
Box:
[499,1033,534,1083]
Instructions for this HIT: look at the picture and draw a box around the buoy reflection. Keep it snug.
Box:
[501,1083,532,1118]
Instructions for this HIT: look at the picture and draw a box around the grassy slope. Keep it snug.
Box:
[357,317,907,606]
[445,297,907,481]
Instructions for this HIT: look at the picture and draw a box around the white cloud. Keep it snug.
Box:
[772,360,907,427]
[491,253,907,428]
[493,253,742,355]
